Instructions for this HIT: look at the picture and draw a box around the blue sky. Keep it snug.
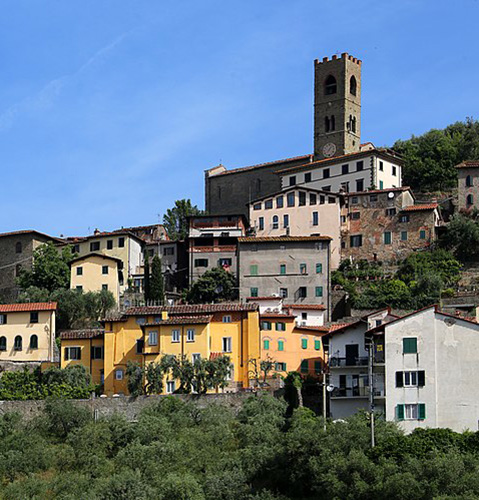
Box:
[0,0,477,236]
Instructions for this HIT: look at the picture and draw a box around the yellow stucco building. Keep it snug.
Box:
[60,329,105,385]
[260,312,327,377]
[70,253,122,303]
[0,302,57,363]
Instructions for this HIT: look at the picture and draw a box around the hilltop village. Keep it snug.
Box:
[1,52,479,434]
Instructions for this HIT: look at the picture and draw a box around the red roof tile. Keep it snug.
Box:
[60,329,104,340]
[0,302,57,313]
[124,303,259,316]
[329,322,355,333]
[456,161,479,169]
[285,304,327,311]
[402,203,438,212]
[143,315,213,326]
[293,325,329,333]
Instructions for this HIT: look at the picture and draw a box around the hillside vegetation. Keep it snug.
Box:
[2,395,479,499]
[392,118,479,192]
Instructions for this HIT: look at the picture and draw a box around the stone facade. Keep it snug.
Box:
[205,155,313,217]
[340,188,441,263]
[314,53,362,160]
[456,161,479,212]
[0,230,60,302]
[188,214,248,283]
[238,236,331,317]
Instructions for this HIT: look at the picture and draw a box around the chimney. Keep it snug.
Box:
[94,228,100,235]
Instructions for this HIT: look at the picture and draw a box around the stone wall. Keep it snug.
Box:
[0,392,252,421]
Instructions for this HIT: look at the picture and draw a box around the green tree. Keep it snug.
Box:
[126,361,145,396]
[185,267,237,304]
[18,242,75,292]
[441,213,479,261]
[150,255,164,304]
[143,252,150,302]
[145,362,164,395]
[163,199,202,240]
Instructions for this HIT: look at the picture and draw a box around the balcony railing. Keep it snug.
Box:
[329,356,368,367]
[331,387,385,398]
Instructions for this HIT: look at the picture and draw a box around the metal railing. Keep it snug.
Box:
[329,356,368,367]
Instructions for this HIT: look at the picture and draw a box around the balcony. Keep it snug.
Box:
[331,387,385,399]
[329,356,368,368]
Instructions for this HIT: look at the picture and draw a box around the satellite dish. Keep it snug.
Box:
[326,384,335,392]
[388,192,394,199]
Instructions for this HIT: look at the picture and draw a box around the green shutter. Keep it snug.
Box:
[263,339,270,350]
[280,264,286,275]
[278,340,284,351]
[300,360,308,373]
[403,337,417,354]
[250,288,258,297]
[418,404,426,420]
[301,339,308,349]
[314,339,321,350]
[396,404,405,421]
[384,232,392,245]
[420,230,426,240]
[314,361,321,374]
[250,265,258,275]
[315,286,323,297]
[316,263,323,274]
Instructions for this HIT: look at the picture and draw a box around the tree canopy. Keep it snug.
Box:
[162,199,202,240]
[3,394,479,498]
[17,242,75,292]
[185,267,237,304]
[392,117,479,192]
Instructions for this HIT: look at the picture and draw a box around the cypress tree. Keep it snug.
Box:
[150,255,164,305]
[143,253,151,303]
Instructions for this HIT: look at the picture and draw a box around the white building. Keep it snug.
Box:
[327,308,394,419]
[328,305,479,433]
[278,144,403,194]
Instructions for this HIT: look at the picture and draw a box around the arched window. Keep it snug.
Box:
[324,116,330,133]
[0,337,6,351]
[466,175,473,187]
[324,75,337,95]
[330,115,335,131]
[352,116,357,133]
[14,336,22,351]
[15,242,22,254]
[467,194,474,206]
[30,335,38,349]
[350,75,357,96]
[272,215,279,230]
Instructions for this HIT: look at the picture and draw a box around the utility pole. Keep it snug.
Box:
[367,338,375,448]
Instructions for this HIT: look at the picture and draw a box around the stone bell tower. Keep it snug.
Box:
[313,52,362,161]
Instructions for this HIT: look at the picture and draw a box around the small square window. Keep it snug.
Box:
[30,312,39,324]
[250,288,258,297]
[279,288,288,298]
[115,369,124,380]
[102,265,109,275]
[276,322,286,331]
[172,329,180,343]
[300,263,307,274]
[276,196,284,208]
[305,172,311,183]
[299,192,306,206]
[107,240,113,250]
[289,176,296,186]
[323,168,330,179]
[401,231,408,241]
[419,229,426,240]
[300,360,308,373]
[351,212,360,220]
[403,337,417,354]
[356,161,364,171]
[379,161,384,171]
[148,331,158,346]
[223,315,232,323]
[384,232,392,245]
[222,337,232,352]
[342,164,349,175]
[76,267,83,276]
[253,203,262,211]
[187,329,195,342]
[310,193,317,205]
[102,284,108,291]
[287,192,295,207]
[265,199,273,210]
[90,242,100,252]
[118,237,125,248]
[315,286,323,297]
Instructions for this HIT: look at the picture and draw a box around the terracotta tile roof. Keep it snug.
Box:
[208,154,313,177]
[0,302,57,313]
[285,304,326,311]
[238,236,332,243]
[456,161,479,169]
[210,352,226,360]
[69,252,124,265]
[402,203,438,212]
[124,303,259,316]
[143,315,213,326]
[103,312,128,322]
[60,329,104,340]
[294,325,329,333]
[0,230,63,243]
[277,148,403,175]
[328,322,355,333]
